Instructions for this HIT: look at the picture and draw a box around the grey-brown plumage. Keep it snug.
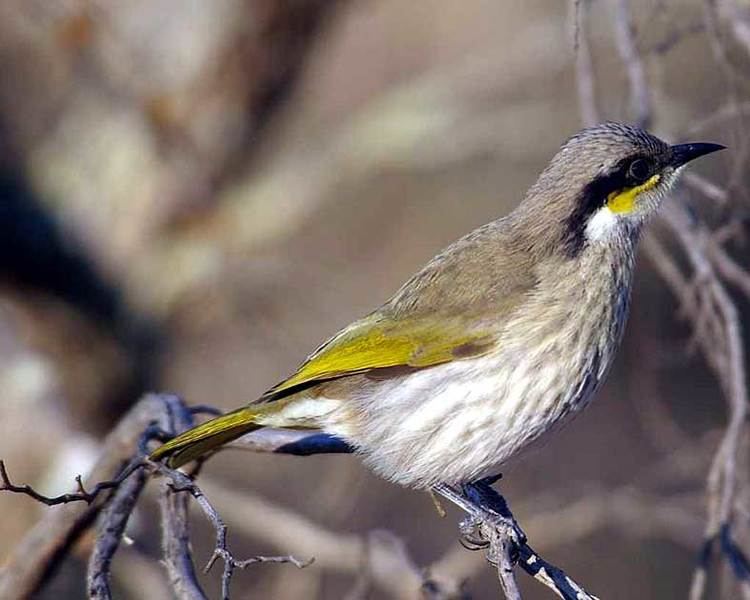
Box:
[151,122,724,487]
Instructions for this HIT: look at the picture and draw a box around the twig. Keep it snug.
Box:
[490,529,522,600]
[0,394,318,600]
[0,395,172,600]
[571,0,599,126]
[662,205,750,600]
[156,396,207,600]
[435,481,600,600]
[579,0,750,596]
[159,483,208,600]
[518,544,599,600]
[610,0,651,127]
[0,458,142,507]
[153,462,313,600]
[87,465,148,600]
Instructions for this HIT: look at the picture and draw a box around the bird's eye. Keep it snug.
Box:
[628,158,650,182]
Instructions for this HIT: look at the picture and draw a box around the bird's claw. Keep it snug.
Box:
[458,510,527,553]
[459,515,489,550]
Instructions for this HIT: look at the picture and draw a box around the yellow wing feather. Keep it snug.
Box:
[151,313,495,467]
[264,313,495,398]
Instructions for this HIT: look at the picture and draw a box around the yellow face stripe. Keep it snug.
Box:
[606,174,661,214]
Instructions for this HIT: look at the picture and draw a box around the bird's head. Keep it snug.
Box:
[523,122,724,256]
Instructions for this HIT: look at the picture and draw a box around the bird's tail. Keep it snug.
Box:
[149,404,275,468]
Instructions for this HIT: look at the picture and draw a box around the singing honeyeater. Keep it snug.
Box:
[151,122,723,488]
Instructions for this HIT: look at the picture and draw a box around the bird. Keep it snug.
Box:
[150,122,724,490]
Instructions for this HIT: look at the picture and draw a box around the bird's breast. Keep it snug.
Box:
[335,246,636,487]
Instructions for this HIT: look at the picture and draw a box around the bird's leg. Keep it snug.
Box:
[433,478,527,551]
[463,478,526,548]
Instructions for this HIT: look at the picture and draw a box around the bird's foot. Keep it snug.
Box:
[431,479,527,550]
[458,510,526,553]
[459,479,527,549]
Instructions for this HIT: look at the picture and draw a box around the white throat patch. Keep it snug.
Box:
[585,205,619,242]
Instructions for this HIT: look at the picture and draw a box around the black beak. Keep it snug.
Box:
[670,142,725,168]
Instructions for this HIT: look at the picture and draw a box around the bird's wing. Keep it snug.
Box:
[263,217,538,401]
[261,312,496,400]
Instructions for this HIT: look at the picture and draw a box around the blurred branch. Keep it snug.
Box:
[711,0,750,75]
[660,205,750,600]
[590,1,750,597]
[0,394,169,600]
[720,0,750,59]
[1,393,605,600]
[610,0,651,127]
[0,395,319,600]
[571,0,599,126]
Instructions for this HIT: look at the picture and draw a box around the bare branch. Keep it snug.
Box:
[0,395,171,600]
[610,0,651,127]
[87,465,148,600]
[571,0,599,126]
[159,484,208,600]
[157,397,207,600]
[153,462,312,600]
[0,458,142,507]
[661,204,750,600]
[435,481,600,600]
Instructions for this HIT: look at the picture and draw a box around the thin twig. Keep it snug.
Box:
[0,395,173,600]
[87,465,149,600]
[611,0,651,127]
[153,462,313,600]
[435,481,600,600]
[571,0,599,126]
[582,0,750,595]
[663,205,750,600]
[156,395,207,600]
[0,458,142,507]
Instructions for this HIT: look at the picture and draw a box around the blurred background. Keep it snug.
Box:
[0,0,748,598]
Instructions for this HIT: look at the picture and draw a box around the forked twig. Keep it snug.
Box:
[154,461,313,600]
[435,480,600,600]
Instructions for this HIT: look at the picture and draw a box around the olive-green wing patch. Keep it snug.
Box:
[262,314,495,399]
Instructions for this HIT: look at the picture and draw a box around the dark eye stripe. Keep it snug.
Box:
[562,154,653,256]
